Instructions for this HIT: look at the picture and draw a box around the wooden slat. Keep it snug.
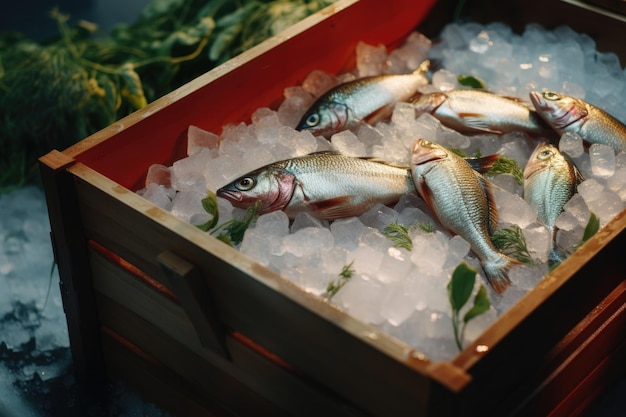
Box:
[157,250,230,359]
[38,151,105,380]
[488,281,626,416]
[95,292,365,416]
[74,165,434,417]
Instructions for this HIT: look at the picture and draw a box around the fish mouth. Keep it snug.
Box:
[216,189,243,202]
[411,139,446,165]
[529,91,547,111]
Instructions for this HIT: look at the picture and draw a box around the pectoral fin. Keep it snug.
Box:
[465,153,500,174]
[307,196,361,220]
[458,113,504,134]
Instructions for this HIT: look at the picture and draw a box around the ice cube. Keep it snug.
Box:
[171,148,213,192]
[187,125,220,155]
[302,69,338,97]
[523,223,550,263]
[330,218,368,250]
[290,212,329,233]
[281,227,334,258]
[170,191,206,223]
[559,132,584,158]
[377,246,412,284]
[334,274,385,325]
[432,69,459,91]
[331,130,367,156]
[495,189,538,228]
[356,41,387,77]
[589,143,616,178]
[145,164,172,188]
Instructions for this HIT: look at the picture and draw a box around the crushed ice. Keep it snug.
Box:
[137,23,626,362]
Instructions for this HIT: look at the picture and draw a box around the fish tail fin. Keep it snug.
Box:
[483,255,518,294]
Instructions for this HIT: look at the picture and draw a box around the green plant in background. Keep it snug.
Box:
[0,0,336,192]
[447,262,490,351]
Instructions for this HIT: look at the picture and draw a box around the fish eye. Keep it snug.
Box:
[542,91,560,101]
[235,176,256,191]
[305,113,320,127]
[538,149,553,160]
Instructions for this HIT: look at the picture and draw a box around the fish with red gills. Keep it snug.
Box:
[217,152,415,220]
[410,139,518,293]
[296,60,430,138]
[529,90,626,151]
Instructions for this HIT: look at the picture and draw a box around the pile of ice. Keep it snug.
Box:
[0,187,170,416]
[137,23,626,361]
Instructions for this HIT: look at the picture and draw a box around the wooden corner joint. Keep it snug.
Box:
[39,149,76,171]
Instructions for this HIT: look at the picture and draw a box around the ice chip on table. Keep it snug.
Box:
[187,125,220,155]
[559,132,584,158]
[145,164,171,187]
[356,41,387,76]
[589,143,616,178]
[331,130,367,156]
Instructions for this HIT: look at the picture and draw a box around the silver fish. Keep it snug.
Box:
[529,90,626,151]
[523,142,584,264]
[410,139,517,293]
[296,61,430,137]
[411,89,554,136]
[217,152,415,220]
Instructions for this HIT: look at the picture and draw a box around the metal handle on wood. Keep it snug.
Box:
[157,250,230,360]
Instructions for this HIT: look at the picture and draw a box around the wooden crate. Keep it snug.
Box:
[40,0,626,416]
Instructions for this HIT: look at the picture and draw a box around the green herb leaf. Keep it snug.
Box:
[197,190,219,232]
[447,262,476,312]
[581,212,600,244]
[487,156,524,185]
[491,225,534,265]
[457,74,487,89]
[325,261,355,301]
[383,221,413,251]
[463,284,490,323]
